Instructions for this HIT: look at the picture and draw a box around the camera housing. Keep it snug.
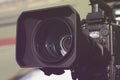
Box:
[16,1,120,80]
[16,5,106,69]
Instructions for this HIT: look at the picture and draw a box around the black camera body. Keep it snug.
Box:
[16,5,108,69]
[16,0,120,80]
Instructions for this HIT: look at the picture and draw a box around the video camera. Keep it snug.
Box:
[16,0,120,80]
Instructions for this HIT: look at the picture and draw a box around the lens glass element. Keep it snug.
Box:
[60,35,72,56]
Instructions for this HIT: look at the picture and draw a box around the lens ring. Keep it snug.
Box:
[60,35,72,56]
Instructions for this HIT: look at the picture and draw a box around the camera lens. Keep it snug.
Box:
[33,18,73,64]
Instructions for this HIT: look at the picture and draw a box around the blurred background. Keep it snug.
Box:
[0,0,90,80]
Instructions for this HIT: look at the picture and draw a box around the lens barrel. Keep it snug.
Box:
[33,18,73,64]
